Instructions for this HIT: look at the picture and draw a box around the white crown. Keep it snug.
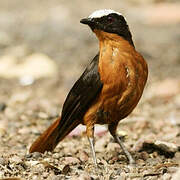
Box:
[89,9,122,19]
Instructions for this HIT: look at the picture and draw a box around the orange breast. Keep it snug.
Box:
[83,31,148,126]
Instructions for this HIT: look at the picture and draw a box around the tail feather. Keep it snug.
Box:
[29,117,61,153]
[29,116,81,153]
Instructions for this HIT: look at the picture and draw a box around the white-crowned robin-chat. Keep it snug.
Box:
[29,9,148,166]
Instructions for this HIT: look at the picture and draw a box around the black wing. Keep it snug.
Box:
[56,54,103,139]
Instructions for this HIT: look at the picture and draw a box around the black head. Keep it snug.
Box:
[80,9,134,47]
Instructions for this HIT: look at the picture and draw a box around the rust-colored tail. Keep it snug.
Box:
[29,116,81,153]
[30,117,61,153]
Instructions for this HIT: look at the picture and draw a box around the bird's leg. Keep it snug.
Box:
[114,134,135,165]
[108,123,135,165]
[88,136,97,166]
[86,125,97,166]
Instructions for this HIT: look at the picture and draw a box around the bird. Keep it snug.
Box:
[29,9,148,166]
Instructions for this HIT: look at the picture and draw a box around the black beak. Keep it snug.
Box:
[80,18,93,25]
[80,18,98,31]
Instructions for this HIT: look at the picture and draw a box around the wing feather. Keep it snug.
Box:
[56,54,103,141]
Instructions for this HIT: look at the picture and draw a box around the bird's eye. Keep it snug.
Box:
[107,16,114,23]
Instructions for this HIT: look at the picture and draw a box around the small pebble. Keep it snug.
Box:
[52,153,61,159]
[146,158,160,166]
[162,173,171,180]
[168,167,179,173]
[117,171,126,180]
[173,152,180,163]
[32,152,42,159]
[79,174,91,180]
[118,155,127,162]
[25,160,39,167]
[154,140,178,153]
[78,151,89,162]
[10,155,23,164]
[19,76,34,86]
[62,164,70,175]
[51,175,63,180]
[139,151,149,160]
[0,102,6,112]
[0,157,6,165]
[38,112,49,119]
[136,159,146,166]
[172,168,180,180]
[63,156,80,165]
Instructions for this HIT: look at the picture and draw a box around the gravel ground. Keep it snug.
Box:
[0,0,180,179]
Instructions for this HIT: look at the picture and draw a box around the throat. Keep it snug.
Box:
[94,30,135,48]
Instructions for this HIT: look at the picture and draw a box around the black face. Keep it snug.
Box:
[80,13,134,47]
